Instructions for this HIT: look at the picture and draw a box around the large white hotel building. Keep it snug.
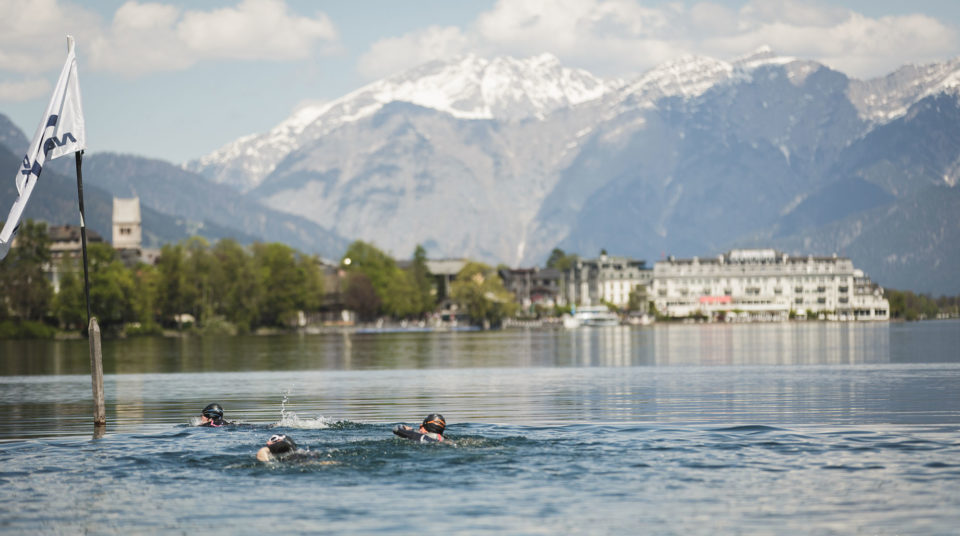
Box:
[651,249,889,321]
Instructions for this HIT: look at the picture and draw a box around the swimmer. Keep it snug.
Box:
[393,413,447,443]
[199,403,231,427]
[256,434,337,465]
[257,434,298,462]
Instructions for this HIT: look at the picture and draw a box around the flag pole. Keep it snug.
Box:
[76,148,104,428]
[76,150,91,325]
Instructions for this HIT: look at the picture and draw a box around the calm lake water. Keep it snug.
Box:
[1,320,959,534]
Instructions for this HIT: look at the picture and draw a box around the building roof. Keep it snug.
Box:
[657,249,849,266]
[48,224,103,243]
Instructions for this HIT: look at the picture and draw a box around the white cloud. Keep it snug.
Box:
[90,0,339,75]
[474,0,683,72]
[357,26,472,79]
[0,78,52,101]
[176,0,338,61]
[706,2,957,77]
[0,0,339,78]
[88,2,192,74]
[0,0,101,73]
[355,0,960,80]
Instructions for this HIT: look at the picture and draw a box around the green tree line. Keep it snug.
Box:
[0,222,520,338]
[886,288,960,321]
[0,221,328,336]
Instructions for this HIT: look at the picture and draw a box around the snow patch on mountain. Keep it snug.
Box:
[849,58,960,123]
[187,53,616,192]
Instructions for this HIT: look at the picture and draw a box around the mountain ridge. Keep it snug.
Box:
[5,49,959,294]
[185,50,958,292]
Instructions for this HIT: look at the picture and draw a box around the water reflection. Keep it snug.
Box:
[1,321,953,377]
[650,322,891,366]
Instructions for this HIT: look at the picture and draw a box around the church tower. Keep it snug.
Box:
[112,197,142,251]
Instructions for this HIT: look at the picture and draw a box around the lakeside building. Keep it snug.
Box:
[651,249,889,321]
[112,197,141,252]
[424,258,469,309]
[112,197,160,266]
[37,198,157,293]
[562,254,652,309]
[499,267,566,310]
[46,224,104,292]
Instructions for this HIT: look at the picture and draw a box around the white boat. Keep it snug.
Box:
[562,314,580,329]
[573,305,620,327]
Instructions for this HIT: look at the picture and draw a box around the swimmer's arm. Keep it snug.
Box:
[256,447,273,462]
[393,425,422,441]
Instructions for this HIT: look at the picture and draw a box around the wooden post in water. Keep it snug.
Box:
[89,317,105,427]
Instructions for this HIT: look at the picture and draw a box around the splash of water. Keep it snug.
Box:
[277,412,332,429]
[280,389,290,421]
[276,387,331,429]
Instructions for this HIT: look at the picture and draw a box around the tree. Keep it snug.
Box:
[887,288,941,321]
[545,247,578,272]
[87,242,135,329]
[343,272,380,322]
[627,285,648,313]
[0,220,52,321]
[450,261,517,327]
[156,242,189,327]
[210,238,260,332]
[298,254,326,312]
[342,240,422,319]
[130,262,161,332]
[408,244,435,316]
[53,265,85,329]
[252,242,305,327]
[183,237,214,325]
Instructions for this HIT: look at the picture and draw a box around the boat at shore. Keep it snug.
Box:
[568,305,620,327]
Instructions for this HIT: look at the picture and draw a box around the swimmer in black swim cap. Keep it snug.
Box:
[393,413,446,443]
[257,434,298,462]
[199,402,231,427]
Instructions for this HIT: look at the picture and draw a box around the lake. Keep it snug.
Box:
[1,320,959,534]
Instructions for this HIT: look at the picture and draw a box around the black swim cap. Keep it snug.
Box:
[422,414,446,435]
[267,434,297,455]
[202,403,224,420]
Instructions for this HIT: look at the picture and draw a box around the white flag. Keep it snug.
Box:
[0,35,86,260]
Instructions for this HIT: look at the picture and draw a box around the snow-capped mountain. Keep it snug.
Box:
[183,49,960,293]
[186,53,616,192]
[848,57,960,123]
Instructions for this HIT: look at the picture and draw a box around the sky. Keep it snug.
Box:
[1,0,959,164]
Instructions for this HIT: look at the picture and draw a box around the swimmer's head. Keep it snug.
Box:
[202,403,224,420]
[267,434,297,455]
[421,414,446,435]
